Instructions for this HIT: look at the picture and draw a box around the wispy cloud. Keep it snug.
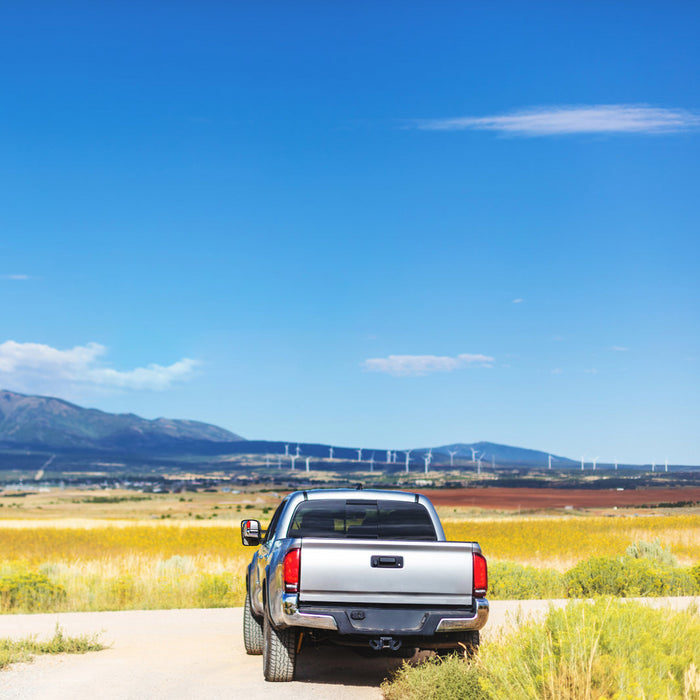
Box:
[1,274,30,280]
[512,298,524,304]
[0,341,199,392]
[611,346,629,352]
[415,105,700,136]
[362,353,494,377]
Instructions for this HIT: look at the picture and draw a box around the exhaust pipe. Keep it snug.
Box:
[369,636,402,651]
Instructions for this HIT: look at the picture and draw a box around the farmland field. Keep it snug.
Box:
[0,486,699,612]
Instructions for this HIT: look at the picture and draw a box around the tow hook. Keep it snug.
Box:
[369,636,402,651]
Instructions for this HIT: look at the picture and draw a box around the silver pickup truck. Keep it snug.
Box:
[241,488,488,682]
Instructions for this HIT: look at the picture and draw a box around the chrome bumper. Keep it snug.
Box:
[435,598,489,632]
[280,593,338,630]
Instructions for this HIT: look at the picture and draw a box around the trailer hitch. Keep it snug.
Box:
[369,636,402,651]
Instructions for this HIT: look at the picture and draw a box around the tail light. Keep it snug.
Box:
[473,552,488,596]
[284,547,301,593]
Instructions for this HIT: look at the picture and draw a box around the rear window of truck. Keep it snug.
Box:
[287,499,437,541]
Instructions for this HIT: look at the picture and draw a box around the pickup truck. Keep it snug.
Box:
[241,488,488,682]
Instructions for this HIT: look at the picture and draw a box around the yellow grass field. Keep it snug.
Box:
[1,503,698,611]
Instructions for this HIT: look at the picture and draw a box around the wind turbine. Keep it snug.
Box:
[386,450,391,463]
[357,448,363,462]
[476,452,483,475]
[404,450,412,472]
[295,445,301,457]
[423,449,432,474]
[284,444,289,457]
[369,453,375,472]
[470,447,478,462]
[548,455,553,470]
[581,456,585,471]
[265,456,270,468]
[290,454,299,470]
[447,449,459,467]
[614,460,618,471]
[591,456,600,471]
[305,456,311,472]
[329,446,334,459]
[277,455,282,468]
[651,462,655,472]
[665,459,668,473]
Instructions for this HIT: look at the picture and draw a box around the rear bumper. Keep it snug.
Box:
[277,593,489,637]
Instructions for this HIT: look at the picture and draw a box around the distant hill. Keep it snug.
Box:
[428,441,577,467]
[0,389,245,451]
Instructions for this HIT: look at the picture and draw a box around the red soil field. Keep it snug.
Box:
[418,486,700,510]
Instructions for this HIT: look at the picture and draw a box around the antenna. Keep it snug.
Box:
[447,449,458,467]
[357,448,363,462]
[404,449,412,472]
[305,456,310,472]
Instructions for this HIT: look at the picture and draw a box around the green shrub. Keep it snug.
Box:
[489,562,564,600]
[689,563,700,589]
[625,538,678,566]
[196,573,235,607]
[0,571,66,612]
[564,556,698,598]
[382,600,700,700]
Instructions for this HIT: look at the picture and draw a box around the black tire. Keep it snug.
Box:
[262,611,298,682]
[243,589,263,655]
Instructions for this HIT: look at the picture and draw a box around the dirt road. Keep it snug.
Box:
[1,599,698,700]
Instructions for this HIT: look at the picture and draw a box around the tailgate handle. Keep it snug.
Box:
[371,555,404,568]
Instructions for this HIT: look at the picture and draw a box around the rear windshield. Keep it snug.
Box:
[287,499,437,541]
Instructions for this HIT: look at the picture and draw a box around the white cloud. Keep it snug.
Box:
[551,368,563,375]
[584,368,599,375]
[611,346,629,352]
[416,105,700,136]
[1,274,30,280]
[362,353,494,377]
[512,298,524,304]
[0,341,199,392]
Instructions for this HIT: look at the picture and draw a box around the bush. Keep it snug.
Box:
[625,538,678,566]
[689,563,700,589]
[382,600,700,700]
[564,556,698,598]
[196,573,235,607]
[489,562,564,600]
[0,571,66,612]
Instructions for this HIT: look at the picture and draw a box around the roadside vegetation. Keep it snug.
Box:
[382,599,700,700]
[0,624,104,669]
[0,512,698,613]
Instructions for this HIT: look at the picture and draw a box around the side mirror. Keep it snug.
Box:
[241,519,261,546]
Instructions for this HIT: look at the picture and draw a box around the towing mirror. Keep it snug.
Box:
[241,519,261,546]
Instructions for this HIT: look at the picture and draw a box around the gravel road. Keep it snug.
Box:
[1,598,698,700]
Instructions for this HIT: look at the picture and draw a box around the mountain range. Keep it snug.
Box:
[0,389,244,451]
[0,389,579,469]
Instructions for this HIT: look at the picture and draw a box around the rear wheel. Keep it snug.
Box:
[262,611,298,682]
[457,631,480,657]
[243,589,263,655]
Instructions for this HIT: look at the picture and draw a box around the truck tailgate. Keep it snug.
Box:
[298,539,474,606]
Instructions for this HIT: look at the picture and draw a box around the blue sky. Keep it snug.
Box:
[1,2,698,464]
